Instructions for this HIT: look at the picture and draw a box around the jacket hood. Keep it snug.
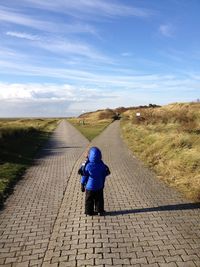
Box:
[88,147,102,163]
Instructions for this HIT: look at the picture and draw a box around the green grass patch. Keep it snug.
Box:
[0,119,59,205]
[67,118,112,141]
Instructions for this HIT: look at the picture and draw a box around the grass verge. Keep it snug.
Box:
[67,118,112,141]
[121,103,200,201]
[0,118,59,206]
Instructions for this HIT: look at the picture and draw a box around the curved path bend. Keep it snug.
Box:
[0,120,200,267]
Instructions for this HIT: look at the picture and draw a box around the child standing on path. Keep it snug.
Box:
[80,146,110,216]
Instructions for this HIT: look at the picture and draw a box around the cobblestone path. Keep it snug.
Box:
[0,120,89,266]
[1,120,200,267]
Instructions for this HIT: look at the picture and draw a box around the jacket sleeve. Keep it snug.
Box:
[80,164,89,185]
[104,164,111,176]
[78,159,89,175]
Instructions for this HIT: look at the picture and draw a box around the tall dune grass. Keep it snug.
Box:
[121,103,200,201]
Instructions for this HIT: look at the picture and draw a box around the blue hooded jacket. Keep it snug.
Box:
[81,147,110,191]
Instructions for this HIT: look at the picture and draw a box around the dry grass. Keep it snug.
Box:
[67,112,112,141]
[121,102,200,201]
[79,108,116,120]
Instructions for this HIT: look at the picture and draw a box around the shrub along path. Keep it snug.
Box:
[0,120,200,266]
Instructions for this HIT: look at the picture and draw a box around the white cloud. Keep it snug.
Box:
[188,73,200,80]
[4,31,108,62]
[0,82,117,116]
[0,47,25,59]
[121,52,132,57]
[0,83,75,101]
[159,24,174,37]
[0,76,198,117]
[0,82,115,102]
[19,0,151,19]
[0,6,97,34]
[6,31,40,41]
[0,49,198,93]
[35,39,111,62]
[158,48,195,63]
[0,7,53,32]
[0,67,198,96]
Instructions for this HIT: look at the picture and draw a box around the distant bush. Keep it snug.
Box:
[98,109,116,120]
[114,107,127,114]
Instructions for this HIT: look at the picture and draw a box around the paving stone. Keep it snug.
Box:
[13,262,30,267]
[176,261,197,267]
[159,263,177,267]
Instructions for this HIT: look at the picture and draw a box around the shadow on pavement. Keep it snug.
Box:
[106,202,200,216]
[43,146,83,151]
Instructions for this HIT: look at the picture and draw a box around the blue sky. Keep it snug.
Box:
[0,0,200,117]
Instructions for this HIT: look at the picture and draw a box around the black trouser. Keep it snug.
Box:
[85,189,104,215]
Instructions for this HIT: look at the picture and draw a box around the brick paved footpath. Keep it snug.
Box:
[0,120,89,266]
[0,120,200,267]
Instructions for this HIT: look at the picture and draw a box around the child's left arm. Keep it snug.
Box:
[104,164,111,176]
[80,165,89,192]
